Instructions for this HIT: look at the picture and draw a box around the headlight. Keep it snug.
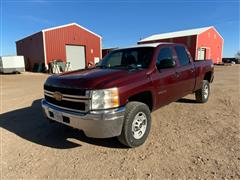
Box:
[91,87,119,110]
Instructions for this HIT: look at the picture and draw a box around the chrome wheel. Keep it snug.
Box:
[203,84,209,99]
[132,112,147,139]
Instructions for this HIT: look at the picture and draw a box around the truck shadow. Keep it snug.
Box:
[0,99,125,149]
[176,98,198,104]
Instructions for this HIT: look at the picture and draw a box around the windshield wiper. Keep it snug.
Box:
[108,64,141,69]
[126,64,142,70]
[96,65,108,69]
[96,64,142,70]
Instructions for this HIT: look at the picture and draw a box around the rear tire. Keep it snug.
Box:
[117,102,151,148]
[195,80,210,103]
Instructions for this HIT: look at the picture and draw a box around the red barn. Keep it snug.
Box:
[138,26,223,64]
[16,23,102,71]
[102,47,118,58]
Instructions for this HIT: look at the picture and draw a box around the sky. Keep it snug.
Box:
[0,0,239,57]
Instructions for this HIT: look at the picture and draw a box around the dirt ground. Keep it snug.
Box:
[1,65,240,179]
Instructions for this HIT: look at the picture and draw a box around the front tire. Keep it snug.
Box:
[117,102,151,148]
[195,80,210,103]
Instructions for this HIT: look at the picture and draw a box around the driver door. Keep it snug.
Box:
[151,46,179,108]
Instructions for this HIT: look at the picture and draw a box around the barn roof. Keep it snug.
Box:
[42,23,102,38]
[138,26,222,43]
[130,42,173,48]
[16,22,101,42]
[118,42,174,50]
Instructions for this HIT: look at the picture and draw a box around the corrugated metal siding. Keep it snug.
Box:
[197,28,223,64]
[138,35,197,60]
[16,32,45,71]
[44,25,101,66]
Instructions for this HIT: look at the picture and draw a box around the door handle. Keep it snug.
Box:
[190,68,195,73]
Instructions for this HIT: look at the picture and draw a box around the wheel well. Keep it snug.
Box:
[128,91,153,111]
[204,72,212,82]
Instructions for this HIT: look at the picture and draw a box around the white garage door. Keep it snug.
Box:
[66,45,86,70]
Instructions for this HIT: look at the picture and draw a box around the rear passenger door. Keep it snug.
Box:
[174,45,195,98]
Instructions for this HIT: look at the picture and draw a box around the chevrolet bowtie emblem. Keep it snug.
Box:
[53,91,63,101]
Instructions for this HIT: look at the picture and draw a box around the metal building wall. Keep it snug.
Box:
[138,35,197,60]
[44,25,101,67]
[197,28,223,64]
[16,32,45,71]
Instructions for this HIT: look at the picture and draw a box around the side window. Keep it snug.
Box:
[175,46,190,66]
[157,47,173,65]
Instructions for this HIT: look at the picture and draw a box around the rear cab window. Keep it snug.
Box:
[175,46,190,66]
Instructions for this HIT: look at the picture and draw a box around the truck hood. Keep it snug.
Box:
[44,68,146,89]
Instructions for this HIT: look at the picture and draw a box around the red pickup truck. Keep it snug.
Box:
[42,43,214,147]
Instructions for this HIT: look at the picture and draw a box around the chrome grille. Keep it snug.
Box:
[44,88,90,112]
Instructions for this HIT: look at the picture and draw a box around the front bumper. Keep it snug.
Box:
[41,99,125,138]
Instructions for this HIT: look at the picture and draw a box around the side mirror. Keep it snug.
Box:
[157,58,176,69]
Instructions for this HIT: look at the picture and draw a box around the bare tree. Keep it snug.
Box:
[235,50,240,60]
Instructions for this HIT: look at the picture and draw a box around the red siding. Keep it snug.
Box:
[16,32,44,71]
[102,49,109,58]
[197,28,223,64]
[102,48,116,58]
[138,35,197,60]
[44,25,101,66]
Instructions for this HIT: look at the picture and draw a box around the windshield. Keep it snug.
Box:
[97,47,154,69]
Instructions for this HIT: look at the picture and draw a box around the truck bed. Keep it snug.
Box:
[193,59,214,91]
